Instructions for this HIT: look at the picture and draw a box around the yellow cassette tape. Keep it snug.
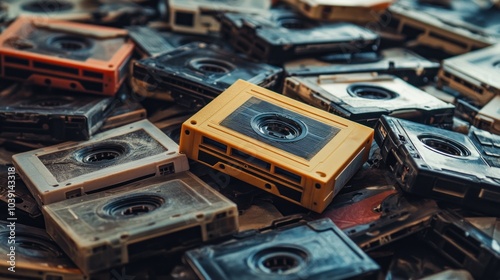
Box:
[179,80,374,212]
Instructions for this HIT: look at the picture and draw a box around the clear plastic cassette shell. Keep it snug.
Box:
[283,0,393,23]
[184,218,380,280]
[168,0,271,35]
[0,85,114,141]
[474,95,500,135]
[284,48,440,86]
[439,44,500,107]
[12,119,189,206]
[283,73,455,128]
[220,7,380,64]
[132,42,282,110]
[2,0,100,22]
[421,210,500,280]
[344,192,440,251]
[388,0,500,54]
[179,80,374,213]
[0,221,85,280]
[43,171,238,274]
[374,115,500,215]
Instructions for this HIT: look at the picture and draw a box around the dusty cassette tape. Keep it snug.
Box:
[100,96,146,131]
[284,73,455,128]
[43,171,238,274]
[474,95,500,135]
[12,119,189,206]
[0,221,85,280]
[2,0,100,22]
[387,0,500,54]
[439,44,500,107]
[421,210,500,280]
[168,0,271,35]
[179,80,374,213]
[220,7,380,64]
[283,0,393,23]
[468,127,500,172]
[132,42,282,110]
[374,115,500,215]
[0,85,114,141]
[344,192,440,251]
[184,218,379,280]
[0,16,134,96]
[284,48,440,86]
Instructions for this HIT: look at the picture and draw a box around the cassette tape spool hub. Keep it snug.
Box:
[179,80,374,213]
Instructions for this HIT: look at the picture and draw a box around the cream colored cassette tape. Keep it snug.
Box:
[13,119,189,206]
[284,73,455,128]
[43,171,238,274]
[474,95,500,135]
[168,0,271,35]
[439,44,500,107]
[180,80,374,213]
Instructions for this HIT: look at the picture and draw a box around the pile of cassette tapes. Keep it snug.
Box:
[0,0,499,279]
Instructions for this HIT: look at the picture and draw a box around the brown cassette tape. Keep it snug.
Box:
[0,16,134,95]
[179,80,374,213]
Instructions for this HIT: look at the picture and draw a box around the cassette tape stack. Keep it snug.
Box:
[1,0,500,279]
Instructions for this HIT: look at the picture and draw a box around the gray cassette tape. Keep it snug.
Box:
[12,119,189,206]
[169,0,271,35]
[43,171,239,274]
[0,221,85,280]
[439,44,500,107]
[284,73,454,128]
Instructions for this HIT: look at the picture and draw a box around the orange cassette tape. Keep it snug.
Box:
[179,80,374,213]
[0,16,134,96]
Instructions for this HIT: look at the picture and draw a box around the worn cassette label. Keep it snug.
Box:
[13,119,189,205]
[0,16,134,95]
[43,171,238,274]
[180,80,373,213]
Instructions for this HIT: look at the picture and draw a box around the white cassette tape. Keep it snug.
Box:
[474,95,500,135]
[13,119,189,206]
[168,0,271,34]
[43,171,238,274]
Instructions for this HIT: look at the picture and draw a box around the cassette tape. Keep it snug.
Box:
[100,98,146,132]
[184,218,379,280]
[283,73,455,128]
[0,16,135,96]
[2,0,100,22]
[387,0,500,54]
[374,115,500,215]
[168,0,271,35]
[0,221,85,280]
[283,0,393,23]
[220,7,380,63]
[473,96,500,135]
[43,171,238,274]
[439,44,500,107]
[468,127,500,173]
[179,80,374,213]
[132,42,282,110]
[284,48,440,86]
[314,185,397,230]
[12,119,189,206]
[0,85,114,141]
[421,210,500,280]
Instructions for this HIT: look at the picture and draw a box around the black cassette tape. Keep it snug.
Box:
[374,115,500,215]
[388,0,500,54]
[284,73,455,128]
[0,221,85,280]
[344,192,440,251]
[100,100,146,132]
[2,0,100,22]
[220,7,380,64]
[132,42,282,110]
[284,48,440,86]
[421,210,500,280]
[0,85,114,141]
[440,44,500,107]
[12,119,189,205]
[184,218,379,280]
[43,171,238,274]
